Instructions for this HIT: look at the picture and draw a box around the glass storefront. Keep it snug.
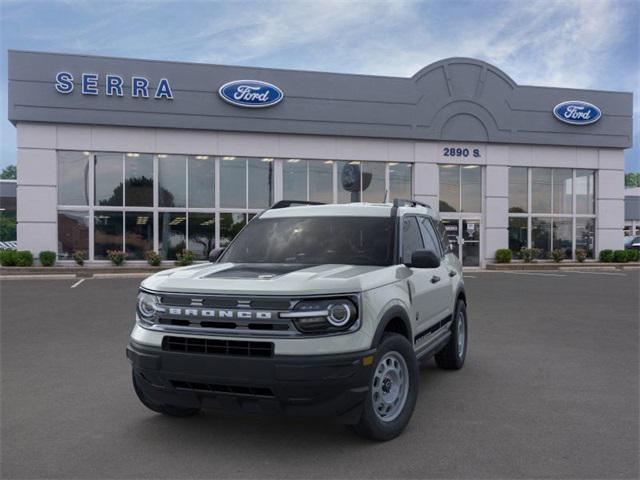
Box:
[57,151,412,261]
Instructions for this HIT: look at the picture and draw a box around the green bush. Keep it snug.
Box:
[575,249,587,263]
[495,249,512,263]
[626,249,639,262]
[73,250,87,266]
[551,249,565,263]
[144,250,161,266]
[520,248,533,263]
[15,250,34,267]
[0,249,17,266]
[613,250,628,263]
[599,249,614,262]
[175,249,197,266]
[107,250,127,266]
[39,250,57,267]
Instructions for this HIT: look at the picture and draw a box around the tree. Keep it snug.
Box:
[625,173,640,188]
[1,165,16,179]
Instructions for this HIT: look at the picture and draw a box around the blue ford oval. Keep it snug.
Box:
[218,80,284,108]
[553,100,601,125]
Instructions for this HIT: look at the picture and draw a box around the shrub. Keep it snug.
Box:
[531,248,543,261]
[15,250,34,267]
[39,250,57,267]
[0,249,18,266]
[626,249,639,262]
[575,249,587,263]
[551,249,565,263]
[495,249,512,263]
[599,249,614,262]
[72,250,87,266]
[520,248,533,263]
[107,250,127,266]
[613,250,628,263]
[144,250,161,266]
[175,249,197,266]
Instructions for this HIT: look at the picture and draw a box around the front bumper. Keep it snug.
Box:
[127,340,375,424]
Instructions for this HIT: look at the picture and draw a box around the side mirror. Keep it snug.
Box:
[406,249,440,269]
[208,248,225,263]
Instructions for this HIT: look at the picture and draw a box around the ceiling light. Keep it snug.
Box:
[324,160,334,165]
[126,153,140,157]
[82,151,91,156]
[463,165,479,169]
[262,158,273,162]
[157,154,167,159]
[222,156,236,161]
[349,161,360,165]
[195,155,209,160]
[441,164,456,168]
[388,162,398,166]
[288,159,300,163]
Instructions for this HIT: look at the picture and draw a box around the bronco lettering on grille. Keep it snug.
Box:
[157,306,273,320]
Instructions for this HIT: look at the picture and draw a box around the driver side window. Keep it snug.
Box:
[402,216,424,263]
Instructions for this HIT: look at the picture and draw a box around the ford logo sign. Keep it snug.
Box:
[553,100,601,125]
[218,80,283,108]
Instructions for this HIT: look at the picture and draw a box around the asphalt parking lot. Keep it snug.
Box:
[1,270,638,479]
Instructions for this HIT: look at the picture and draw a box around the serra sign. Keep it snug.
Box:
[55,72,174,99]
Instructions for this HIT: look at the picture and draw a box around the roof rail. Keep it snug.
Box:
[270,200,325,209]
[392,198,432,209]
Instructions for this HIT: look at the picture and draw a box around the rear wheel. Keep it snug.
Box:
[352,333,419,441]
[435,299,467,370]
[132,371,200,417]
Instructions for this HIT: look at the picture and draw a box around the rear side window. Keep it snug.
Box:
[402,217,424,263]
[418,217,442,256]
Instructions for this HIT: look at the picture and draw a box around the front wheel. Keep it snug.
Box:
[352,333,419,441]
[435,299,467,370]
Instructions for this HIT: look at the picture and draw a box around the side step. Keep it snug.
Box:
[415,329,451,362]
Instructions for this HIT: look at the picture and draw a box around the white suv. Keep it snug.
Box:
[127,199,467,441]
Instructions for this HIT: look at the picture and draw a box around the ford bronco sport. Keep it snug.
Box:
[127,199,467,441]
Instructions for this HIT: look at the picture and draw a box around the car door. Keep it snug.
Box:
[400,216,450,335]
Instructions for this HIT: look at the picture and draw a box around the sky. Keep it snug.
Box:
[0,0,638,172]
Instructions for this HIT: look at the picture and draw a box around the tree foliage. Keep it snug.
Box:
[1,165,16,179]
[625,172,640,188]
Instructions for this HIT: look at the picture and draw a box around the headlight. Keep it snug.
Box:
[281,297,358,334]
[136,291,160,325]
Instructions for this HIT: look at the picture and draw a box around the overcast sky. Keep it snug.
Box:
[1,0,638,171]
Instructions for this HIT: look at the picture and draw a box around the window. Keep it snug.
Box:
[248,158,273,208]
[508,217,527,258]
[436,220,452,253]
[158,155,186,207]
[508,167,528,213]
[439,165,459,212]
[531,217,551,259]
[575,170,595,214]
[552,217,572,258]
[576,218,595,258]
[439,165,482,213]
[418,217,441,256]
[95,153,123,206]
[58,210,89,259]
[124,153,153,207]
[58,151,90,205]
[283,159,308,201]
[125,212,153,260]
[461,165,481,212]
[159,212,186,260]
[220,157,246,208]
[94,211,123,259]
[188,156,215,208]
[389,163,412,200]
[552,169,572,214]
[309,161,334,203]
[362,162,386,202]
[188,213,216,259]
[402,217,424,263]
[220,213,247,247]
[531,168,551,213]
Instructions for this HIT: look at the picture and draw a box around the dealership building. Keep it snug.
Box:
[7,50,633,267]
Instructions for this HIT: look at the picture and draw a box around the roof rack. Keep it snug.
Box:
[392,198,432,209]
[270,200,325,209]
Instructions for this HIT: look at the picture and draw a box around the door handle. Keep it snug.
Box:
[448,270,457,277]
[430,275,441,284]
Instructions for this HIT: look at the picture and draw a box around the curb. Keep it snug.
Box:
[486,262,638,271]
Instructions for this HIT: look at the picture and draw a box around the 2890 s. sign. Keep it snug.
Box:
[218,80,284,108]
[553,100,601,125]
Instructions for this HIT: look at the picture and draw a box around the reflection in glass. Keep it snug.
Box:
[531,217,551,258]
[576,218,595,258]
[283,159,307,201]
[159,212,186,260]
[94,211,123,259]
[95,153,123,206]
[575,170,595,214]
[439,165,459,212]
[508,167,528,213]
[552,169,572,214]
[441,219,459,257]
[461,165,481,212]
[188,156,215,208]
[337,161,361,203]
[552,217,572,258]
[220,213,246,247]
[309,161,333,203]
[531,168,552,213]
[188,213,216,259]
[125,212,153,260]
[158,155,186,207]
[58,151,90,205]
[125,154,153,207]
[389,163,412,200]
[58,210,89,258]
[248,158,273,208]
[362,162,386,203]
[220,157,246,208]
[508,217,527,258]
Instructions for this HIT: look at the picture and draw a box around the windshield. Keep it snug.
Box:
[221,216,395,266]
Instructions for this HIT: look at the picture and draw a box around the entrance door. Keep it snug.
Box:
[440,218,481,267]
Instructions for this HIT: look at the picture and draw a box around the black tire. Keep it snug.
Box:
[132,371,200,417]
[435,299,467,370]
[352,333,419,441]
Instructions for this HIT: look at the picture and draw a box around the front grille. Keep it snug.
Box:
[162,336,274,357]
[171,380,274,397]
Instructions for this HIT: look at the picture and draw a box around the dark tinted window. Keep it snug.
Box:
[418,217,441,256]
[223,216,394,266]
[402,217,424,263]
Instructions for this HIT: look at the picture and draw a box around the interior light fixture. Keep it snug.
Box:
[126,153,140,157]
[463,165,479,169]
[288,159,300,163]
[388,162,398,166]
[324,160,334,164]
[349,161,360,165]
[195,155,209,160]
[82,151,91,156]
[158,154,168,159]
[262,158,274,162]
[222,156,236,161]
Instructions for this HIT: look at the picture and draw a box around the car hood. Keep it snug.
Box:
[141,262,399,295]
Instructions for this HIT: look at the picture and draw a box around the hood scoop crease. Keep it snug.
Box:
[203,264,312,279]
